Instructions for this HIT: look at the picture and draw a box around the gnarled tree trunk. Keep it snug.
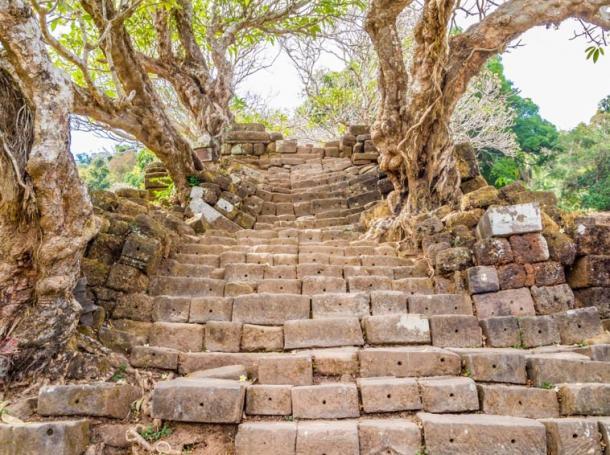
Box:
[0,0,97,380]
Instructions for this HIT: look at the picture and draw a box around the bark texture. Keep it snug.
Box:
[366,0,610,215]
[0,0,97,380]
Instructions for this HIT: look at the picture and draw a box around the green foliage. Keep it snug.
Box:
[109,364,127,382]
[231,96,293,137]
[80,156,111,190]
[138,423,172,442]
[187,175,202,187]
[487,57,561,159]
[599,95,610,113]
[540,382,555,390]
[585,45,605,63]
[124,149,156,188]
[532,108,610,211]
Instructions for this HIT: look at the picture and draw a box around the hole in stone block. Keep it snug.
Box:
[46,428,54,436]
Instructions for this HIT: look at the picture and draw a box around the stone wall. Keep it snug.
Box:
[79,188,194,353]
[221,123,283,157]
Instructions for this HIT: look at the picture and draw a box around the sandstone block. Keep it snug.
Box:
[358,376,421,413]
[149,322,204,352]
[480,317,521,347]
[435,247,473,274]
[393,277,434,294]
[186,365,246,380]
[312,348,359,376]
[296,420,359,455]
[241,324,283,351]
[540,418,602,455]
[246,385,292,416]
[370,290,408,315]
[364,313,430,345]
[419,377,479,413]
[553,307,603,344]
[574,287,610,319]
[460,185,499,211]
[301,276,346,294]
[462,350,527,384]
[130,346,179,370]
[236,422,297,455]
[558,383,610,416]
[477,203,543,238]
[205,321,242,352]
[0,420,89,455]
[284,317,364,349]
[430,315,482,347]
[472,288,536,319]
[152,295,189,323]
[359,347,461,378]
[526,353,610,386]
[38,383,141,419]
[478,384,559,418]
[418,412,546,455]
[258,354,312,385]
[408,294,473,316]
[518,315,560,348]
[528,261,566,286]
[151,378,245,423]
[347,275,392,292]
[292,383,359,419]
[232,293,310,325]
[311,292,370,318]
[358,420,421,455]
[189,296,233,322]
[497,263,529,289]
[530,284,574,315]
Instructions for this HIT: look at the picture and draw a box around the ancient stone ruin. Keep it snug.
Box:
[2,123,610,455]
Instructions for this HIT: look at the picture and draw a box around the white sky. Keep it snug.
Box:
[71,19,610,155]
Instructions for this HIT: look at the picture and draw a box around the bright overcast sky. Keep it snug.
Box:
[71,19,610,155]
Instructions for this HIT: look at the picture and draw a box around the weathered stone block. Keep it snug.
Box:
[435,247,473,274]
[509,233,549,264]
[0,420,89,455]
[189,296,233,322]
[526,353,610,386]
[246,385,292,416]
[152,378,245,423]
[284,317,364,349]
[408,294,473,316]
[292,383,359,419]
[473,238,514,265]
[130,346,179,370]
[232,293,310,325]
[120,233,162,274]
[370,291,408,315]
[569,255,610,288]
[430,315,482,347]
[540,418,602,455]
[462,350,527,384]
[477,203,543,238]
[574,287,610,319]
[187,365,246,380]
[460,185,499,211]
[363,314,430,345]
[106,263,149,293]
[257,354,312,385]
[518,315,560,348]
[528,261,566,286]
[312,347,359,376]
[38,383,141,419]
[235,422,297,455]
[467,266,500,294]
[472,288,536,319]
[296,420,359,455]
[530,284,574,315]
[205,321,242,352]
[149,322,204,352]
[359,347,461,378]
[151,295,189,322]
[419,377,479,413]
[358,377,421,413]
[553,307,603,344]
[418,412,546,455]
[312,292,370,318]
[358,420,421,455]
[559,383,610,416]
[480,317,520,347]
[241,324,283,351]
[478,384,559,418]
[573,214,610,255]
[497,263,529,289]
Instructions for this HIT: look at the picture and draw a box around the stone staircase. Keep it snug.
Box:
[3,148,610,455]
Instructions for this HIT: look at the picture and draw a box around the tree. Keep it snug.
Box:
[81,156,112,190]
[0,0,97,380]
[32,0,353,198]
[599,94,610,113]
[365,0,610,214]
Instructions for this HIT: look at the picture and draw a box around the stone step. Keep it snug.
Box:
[150,277,225,296]
[0,420,90,455]
[151,378,246,423]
